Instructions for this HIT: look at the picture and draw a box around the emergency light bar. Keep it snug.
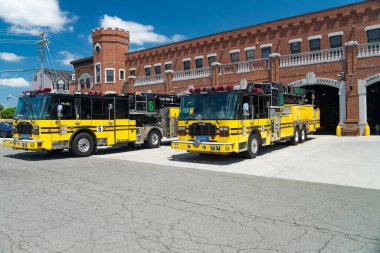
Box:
[22,87,52,95]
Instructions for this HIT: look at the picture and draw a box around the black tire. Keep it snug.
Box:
[70,132,94,157]
[300,126,307,143]
[291,127,300,145]
[244,133,260,159]
[146,130,161,148]
[0,130,7,138]
[128,142,135,148]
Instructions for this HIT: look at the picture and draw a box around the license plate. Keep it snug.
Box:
[21,134,29,139]
[196,136,209,142]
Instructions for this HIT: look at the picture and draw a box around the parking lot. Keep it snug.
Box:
[95,135,380,190]
[0,135,380,252]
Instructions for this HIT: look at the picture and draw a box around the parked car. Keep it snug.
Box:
[0,122,12,138]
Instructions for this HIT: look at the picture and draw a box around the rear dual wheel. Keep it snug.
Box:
[291,127,300,145]
[300,126,307,143]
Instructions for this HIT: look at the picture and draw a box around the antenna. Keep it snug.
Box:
[37,32,49,89]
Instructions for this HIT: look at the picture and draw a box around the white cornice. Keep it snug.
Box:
[244,46,256,51]
[307,35,322,41]
[260,43,272,48]
[229,49,240,54]
[328,31,343,37]
[288,38,302,44]
[365,24,380,31]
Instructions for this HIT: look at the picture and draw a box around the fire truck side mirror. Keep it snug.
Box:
[57,104,63,118]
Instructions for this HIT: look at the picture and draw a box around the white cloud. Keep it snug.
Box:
[99,15,185,46]
[56,51,78,66]
[0,77,29,87]
[0,52,24,62]
[0,0,76,34]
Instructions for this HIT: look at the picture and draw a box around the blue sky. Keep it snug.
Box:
[0,0,360,107]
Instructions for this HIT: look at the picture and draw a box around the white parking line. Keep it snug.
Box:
[95,135,380,190]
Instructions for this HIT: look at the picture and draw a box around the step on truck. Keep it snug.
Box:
[171,83,320,158]
[3,89,179,156]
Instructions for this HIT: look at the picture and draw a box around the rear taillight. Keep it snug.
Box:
[32,125,39,135]
[218,126,229,137]
[178,126,187,136]
[12,126,17,134]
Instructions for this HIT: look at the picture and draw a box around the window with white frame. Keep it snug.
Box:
[261,47,271,58]
[165,62,172,70]
[309,39,321,51]
[183,60,191,70]
[195,58,203,68]
[245,49,255,61]
[129,68,136,76]
[330,35,342,48]
[230,50,240,63]
[367,28,380,43]
[145,66,151,76]
[86,78,91,88]
[119,69,125,80]
[105,68,115,83]
[290,42,301,54]
[154,65,162,75]
[95,63,101,83]
[208,56,216,66]
[80,79,85,90]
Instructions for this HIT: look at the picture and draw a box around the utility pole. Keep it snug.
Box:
[37,32,49,89]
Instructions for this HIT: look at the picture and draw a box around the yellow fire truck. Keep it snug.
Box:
[171,83,320,158]
[3,88,179,156]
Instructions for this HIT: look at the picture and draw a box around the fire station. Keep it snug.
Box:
[71,0,380,136]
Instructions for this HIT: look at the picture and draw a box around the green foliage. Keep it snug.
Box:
[0,104,3,112]
[1,107,16,119]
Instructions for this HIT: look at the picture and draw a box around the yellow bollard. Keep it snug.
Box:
[336,125,341,136]
[364,124,370,136]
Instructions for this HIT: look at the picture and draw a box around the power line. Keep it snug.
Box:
[0,69,36,73]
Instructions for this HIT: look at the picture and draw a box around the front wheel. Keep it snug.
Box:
[71,133,94,157]
[244,133,260,159]
[146,130,161,148]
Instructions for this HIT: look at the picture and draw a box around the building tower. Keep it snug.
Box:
[91,27,130,93]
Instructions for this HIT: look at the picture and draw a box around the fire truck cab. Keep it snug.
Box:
[171,83,320,158]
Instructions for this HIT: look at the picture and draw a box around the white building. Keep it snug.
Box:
[30,69,74,92]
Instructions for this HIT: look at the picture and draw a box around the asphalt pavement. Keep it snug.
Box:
[0,138,379,253]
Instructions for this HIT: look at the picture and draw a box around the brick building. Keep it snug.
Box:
[71,0,380,136]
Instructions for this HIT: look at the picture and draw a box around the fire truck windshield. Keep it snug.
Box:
[14,94,51,120]
[179,92,239,120]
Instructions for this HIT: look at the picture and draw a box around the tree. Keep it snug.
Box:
[0,104,3,112]
[1,107,16,119]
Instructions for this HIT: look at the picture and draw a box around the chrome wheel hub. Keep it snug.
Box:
[78,138,90,153]
[295,131,299,142]
[301,129,305,140]
[151,133,159,145]
[251,138,258,154]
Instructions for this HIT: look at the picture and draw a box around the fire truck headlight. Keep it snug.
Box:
[178,126,186,136]
[218,126,229,137]
[32,125,39,135]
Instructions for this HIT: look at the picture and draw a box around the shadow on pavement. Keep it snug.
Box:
[169,137,317,166]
